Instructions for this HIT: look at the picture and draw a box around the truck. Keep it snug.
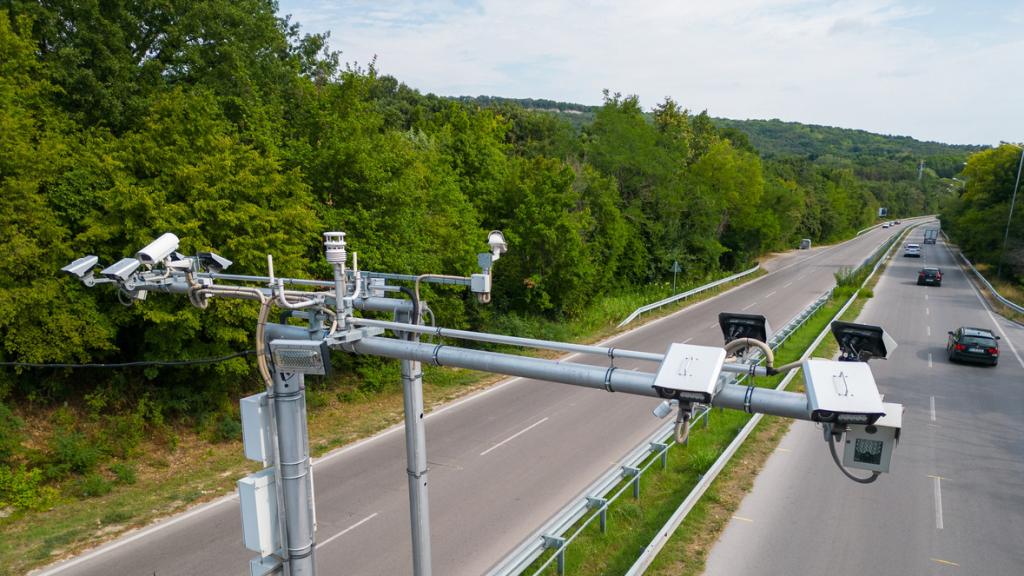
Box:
[924,229,938,244]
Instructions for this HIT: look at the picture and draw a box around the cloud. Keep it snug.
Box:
[279,0,1021,144]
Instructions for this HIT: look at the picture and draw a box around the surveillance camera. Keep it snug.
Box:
[136,233,179,266]
[831,321,897,361]
[803,358,885,425]
[100,257,142,283]
[61,255,99,279]
[487,230,507,259]
[652,343,726,403]
[842,402,902,473]
[718,312,772,344]
[197,251,233,273]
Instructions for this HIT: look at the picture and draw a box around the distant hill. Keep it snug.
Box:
[455,95,986,173]
[712,117,986,161]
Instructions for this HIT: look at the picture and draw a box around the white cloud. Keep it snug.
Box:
[280,0,1021,145]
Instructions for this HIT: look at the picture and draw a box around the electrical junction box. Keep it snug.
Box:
[803,358,885,424]
[653,344,726,403]
[241,392,272,463]
[239,467,280,557]
[843,402,902,473]
[470,273,491,294]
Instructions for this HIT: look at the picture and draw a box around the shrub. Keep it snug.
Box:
[0,402,24,465]
[109,461,137,485]
[71,473,113,498]
[0,465,59,510]
[47,430,102,479]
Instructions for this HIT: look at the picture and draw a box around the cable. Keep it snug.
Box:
[826,426,880,484]
[674,405,692,444]
[0,349,259,369]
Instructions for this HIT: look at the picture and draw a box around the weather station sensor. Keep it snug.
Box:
[719,312,772,344]
[803,358,885,424]
[843,402,902,473]
[831,321,897,361]
[653,343,726,403]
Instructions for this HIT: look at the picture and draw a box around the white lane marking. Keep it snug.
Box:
[925,293,929,300]
[930,396,936,421]
[932,476,944,530]
[319,513,379,548]
[709,322,718,329]
[765,291,777,298]
[942,241,1024,369]
[681,337,693,344]
[928,353,933,368]
[481,418,549,456]
[783,281,793,288]
[741,302,756,311]
[927,326,931,336]
[732,515,754,523]
[926,307,930,316]
[33,492,242,575]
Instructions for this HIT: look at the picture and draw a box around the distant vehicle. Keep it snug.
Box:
[895,220,901,224]
[947,327,1000,366]
[882,222,891,228]
[917,267,942,286]
[799,238,812,250]
[924,229,938,244]
[903,243,922,257]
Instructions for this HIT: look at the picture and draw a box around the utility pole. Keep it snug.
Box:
[997,144,1024,278]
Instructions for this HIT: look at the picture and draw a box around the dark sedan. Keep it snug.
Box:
[917,267,942,286]
[947,327,1000,366]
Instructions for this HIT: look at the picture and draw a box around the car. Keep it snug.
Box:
[903,243,922,257]
[799,238,812,250]
[947,327,1000,366]
[917,267,942,286]
[895,220,901,224]
[882,222,891,228]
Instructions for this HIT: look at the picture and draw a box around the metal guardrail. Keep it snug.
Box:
[617,265,761,328]
[952,247,1024,315]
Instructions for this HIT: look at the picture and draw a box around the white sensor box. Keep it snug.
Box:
[653,343,726,403]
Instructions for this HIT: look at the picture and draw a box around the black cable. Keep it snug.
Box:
[398,286,421,341]
[0,349,259,369]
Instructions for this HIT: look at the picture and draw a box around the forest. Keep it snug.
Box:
[0,0,978,517]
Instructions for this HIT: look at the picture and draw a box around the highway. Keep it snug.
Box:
[37,223,919,576]
[703,226,1024,575]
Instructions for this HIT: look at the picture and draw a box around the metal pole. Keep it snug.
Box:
[997,145,1024,278]
[396,310,433,576]
[272,370,316,576]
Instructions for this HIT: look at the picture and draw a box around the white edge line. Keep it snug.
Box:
[31,493,241,575]
[480,418,549,456]
[319,512,379,548]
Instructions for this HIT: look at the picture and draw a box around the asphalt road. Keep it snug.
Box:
[703,226,1024,576]
[36,222,922,576]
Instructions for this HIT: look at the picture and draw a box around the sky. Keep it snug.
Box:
[276,0,1023,146]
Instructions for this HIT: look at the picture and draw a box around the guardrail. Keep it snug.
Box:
[617,265,761,328]
[954,249,1024,315]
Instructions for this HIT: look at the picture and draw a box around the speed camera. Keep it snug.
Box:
[652,343,726,403]
[843,402,902,473]
[803,358,885,424]
[718,313,772,344]
[831,321,897,361]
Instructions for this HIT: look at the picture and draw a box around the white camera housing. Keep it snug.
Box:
[62,255,99,279]
[843,402,902,473]
[136,232,179,266]
[653,343,726,403]
[487,230,507,260]
[100,257,141,283]
[803,358,885,424]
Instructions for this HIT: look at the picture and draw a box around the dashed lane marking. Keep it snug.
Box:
[930,558,959,567]
[732,516,754,523]
[480,418,549,456]
[320,513,379,548]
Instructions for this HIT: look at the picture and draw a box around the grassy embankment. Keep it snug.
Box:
[1,267,767,575]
